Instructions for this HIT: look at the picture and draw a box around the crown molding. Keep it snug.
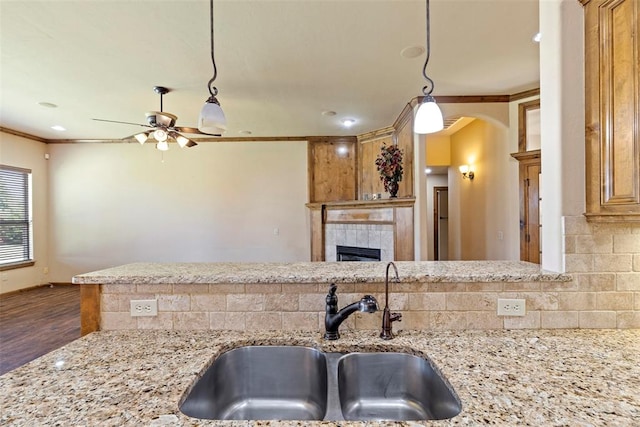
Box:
[2,87,540,145]
[0,126,48,143]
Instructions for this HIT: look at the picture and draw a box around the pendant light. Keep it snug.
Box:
[414,0,444,134]
[198,0,227,135]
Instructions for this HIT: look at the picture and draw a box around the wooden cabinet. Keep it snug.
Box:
[394,107,414,198]
[357,129,392,198]
[584,0,640,222]
[308,137,357,203]
[357,105,415,200]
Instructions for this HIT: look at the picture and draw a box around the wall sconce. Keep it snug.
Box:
[459,165,475,180]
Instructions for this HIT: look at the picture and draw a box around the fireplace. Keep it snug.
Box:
[336,245,381,262]
[306,198,414,261]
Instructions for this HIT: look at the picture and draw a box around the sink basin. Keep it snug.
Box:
[337,352,462,421]
[180,346,460,422]
[179,346,328,420]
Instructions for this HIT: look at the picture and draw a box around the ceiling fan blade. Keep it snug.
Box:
[186,140,198,148]
[121,133,145,142]
[92,118,152,128]
[173,126,220,136]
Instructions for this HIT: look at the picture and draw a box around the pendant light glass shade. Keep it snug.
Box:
[198,100,227,134]
[414,95,444,134]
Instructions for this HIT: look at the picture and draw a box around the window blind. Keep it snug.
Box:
[0,165,33,266]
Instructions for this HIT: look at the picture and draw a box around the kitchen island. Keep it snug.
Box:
[1,328,638,426]
[72,261,574,333]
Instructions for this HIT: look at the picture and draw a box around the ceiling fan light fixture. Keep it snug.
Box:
[156,140,169,151]
[153,128,168,142]
[134,132,149,145]
[171,132,191,148]
[414,95,444,134]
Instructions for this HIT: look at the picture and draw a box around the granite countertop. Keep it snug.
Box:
[1,329,638,426]
[71,261,571,285]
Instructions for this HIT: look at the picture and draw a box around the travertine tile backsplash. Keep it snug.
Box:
[563,215,640,328]
[97,215,639,331]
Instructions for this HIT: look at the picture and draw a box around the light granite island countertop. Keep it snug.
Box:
[1,329,638,426]
[71,261,571,284]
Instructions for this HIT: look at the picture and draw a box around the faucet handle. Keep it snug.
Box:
[326,283,338,307]
[390,312,402,323]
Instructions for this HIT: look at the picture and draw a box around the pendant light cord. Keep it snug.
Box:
[207,0,218,98]
[422,0,435,97]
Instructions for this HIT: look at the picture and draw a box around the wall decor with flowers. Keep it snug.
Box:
[375,144,403,198]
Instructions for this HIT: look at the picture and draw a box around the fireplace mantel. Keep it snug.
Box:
[306,197,415,261]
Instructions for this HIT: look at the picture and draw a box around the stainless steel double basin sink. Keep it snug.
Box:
[179,346,461,422]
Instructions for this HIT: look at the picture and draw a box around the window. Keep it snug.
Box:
[0,165,34,269]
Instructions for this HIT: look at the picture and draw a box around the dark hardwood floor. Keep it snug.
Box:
[0,284,80,375]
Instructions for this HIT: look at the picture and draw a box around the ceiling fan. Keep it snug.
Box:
[93,86,219,150]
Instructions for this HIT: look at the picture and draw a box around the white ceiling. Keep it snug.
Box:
[0,0,539,141]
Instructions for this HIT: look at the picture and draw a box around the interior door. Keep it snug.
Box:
[521,162,541,264]
[433,186,449,260]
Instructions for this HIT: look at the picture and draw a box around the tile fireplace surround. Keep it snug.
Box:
[325,223,394,261]
[306,198,415,262]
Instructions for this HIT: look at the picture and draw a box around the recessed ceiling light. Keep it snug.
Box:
[322,110,337,117]
[238,130,252,135]
[38,102,58,108]
[533,32,541,43]
[341,119,356,128]
[401,45,425,59]
[51,125,66,131]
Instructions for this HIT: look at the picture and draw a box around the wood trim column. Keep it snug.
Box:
[80,284,101,335]
[394,205,415,261]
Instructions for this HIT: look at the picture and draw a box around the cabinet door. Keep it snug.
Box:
[584,0,640,222]
[359,136,390,198]
[521,162,541,264]
[395,113,414,198]
[308,137,357,202]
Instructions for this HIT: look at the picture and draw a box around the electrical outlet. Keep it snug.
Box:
[497,298,526,316]
[130,299,158,317]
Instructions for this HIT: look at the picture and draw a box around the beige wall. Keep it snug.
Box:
[0,133,50,293]
[448,119,516,260]
[46,141,310,283]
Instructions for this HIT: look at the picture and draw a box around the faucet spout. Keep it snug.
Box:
[324,284,378,340]
[380,261,402,340]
